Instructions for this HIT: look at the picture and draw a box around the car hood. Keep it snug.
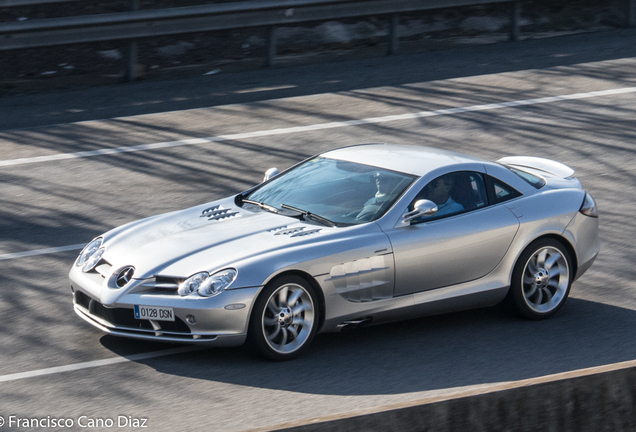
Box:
[101,196,333,280]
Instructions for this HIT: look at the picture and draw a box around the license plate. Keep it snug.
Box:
[134,305,175,322]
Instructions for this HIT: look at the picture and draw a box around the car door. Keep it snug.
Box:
[387,171,520,296]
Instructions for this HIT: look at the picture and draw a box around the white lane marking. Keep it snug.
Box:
[0,244,85,261]
[233,84,298,94]
[0,346,203,383]
[1,86,635,168]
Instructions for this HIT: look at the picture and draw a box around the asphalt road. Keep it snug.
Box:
[1,29,636,431]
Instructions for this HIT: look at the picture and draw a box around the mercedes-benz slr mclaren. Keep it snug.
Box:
[70,144,599,360]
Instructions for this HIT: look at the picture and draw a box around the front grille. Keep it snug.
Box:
[137,276,182,295]
[74,290,190,333]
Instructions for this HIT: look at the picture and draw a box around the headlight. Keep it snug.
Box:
[198,269,237,297]
[76,238,103,269]
[178,269,237,297]
[82,248,105,273]
[178,272,208,296]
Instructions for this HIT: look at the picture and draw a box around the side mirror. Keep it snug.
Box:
[263,167,279,182]
[401,199,438,226]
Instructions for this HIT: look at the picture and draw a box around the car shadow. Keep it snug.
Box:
[98,297,636,396]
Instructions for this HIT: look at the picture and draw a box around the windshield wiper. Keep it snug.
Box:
[240,198,279,214]
[280,204,337,227]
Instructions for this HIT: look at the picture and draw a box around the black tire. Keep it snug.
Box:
[247,275,320,361]
[505,238,573,320]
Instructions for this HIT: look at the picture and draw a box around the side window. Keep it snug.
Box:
[487,175,522,204]
[408,171,488,223]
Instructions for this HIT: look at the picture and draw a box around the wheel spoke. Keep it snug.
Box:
[278,286,289,308]
[292,317,307,327]
[292,303,311,315]
[277,328,288,349]
[263,316,278,326]
[287,288,303,308]
[523,275,535,286]
[541,287,553,302]
[536,249,548,268]
[267,299,279,316]
[534,288,544,305]
[287,325,298,341]
[549,267,562,278]
[544,253,560,270]
[267,323,281,341]
[526,259,538,274]
[525,283,538,299]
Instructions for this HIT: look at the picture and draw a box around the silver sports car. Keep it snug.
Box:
[70,144,599,360]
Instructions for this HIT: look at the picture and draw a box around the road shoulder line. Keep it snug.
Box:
[0,346,202,383]
[1,86,635,168]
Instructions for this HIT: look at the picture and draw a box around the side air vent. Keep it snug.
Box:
[201,205,240,221]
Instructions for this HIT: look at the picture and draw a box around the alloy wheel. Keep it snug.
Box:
[261,283,315,354]
[521,246,570,314]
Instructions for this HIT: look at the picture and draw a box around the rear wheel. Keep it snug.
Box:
[507,238,573,320]
[248,275,319,361]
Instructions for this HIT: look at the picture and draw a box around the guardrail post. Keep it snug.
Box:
[266,26,277,67]
[125,40,138,82]
[125,0,139,82]
[510,1,520,41]
[628,0,636,27]
[388,13,399,55]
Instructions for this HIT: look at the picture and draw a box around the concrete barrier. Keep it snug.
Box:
[247,360,636,432]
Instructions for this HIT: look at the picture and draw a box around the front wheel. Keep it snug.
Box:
[248,275,319,361]
[506,238,573,320]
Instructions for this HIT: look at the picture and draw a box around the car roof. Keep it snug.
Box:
[321,143,487,177]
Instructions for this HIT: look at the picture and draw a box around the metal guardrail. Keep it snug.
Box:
[0,0,520,81]
[1,0,634,81]
[0,0,77,5]
[0,0,516,49]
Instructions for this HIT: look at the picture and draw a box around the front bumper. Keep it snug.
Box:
[70,266,260,346]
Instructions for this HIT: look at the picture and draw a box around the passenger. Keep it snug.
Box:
[356,172,402,220]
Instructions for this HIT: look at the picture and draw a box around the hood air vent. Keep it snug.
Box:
[268,225,289,233]
[274,226,321,238]
[201,205,240,221]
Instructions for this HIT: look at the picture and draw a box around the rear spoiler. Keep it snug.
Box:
[497,156,575,178]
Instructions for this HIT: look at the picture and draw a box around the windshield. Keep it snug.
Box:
[246,157,416,225]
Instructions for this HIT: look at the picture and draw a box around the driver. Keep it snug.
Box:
[421,174,463,217]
